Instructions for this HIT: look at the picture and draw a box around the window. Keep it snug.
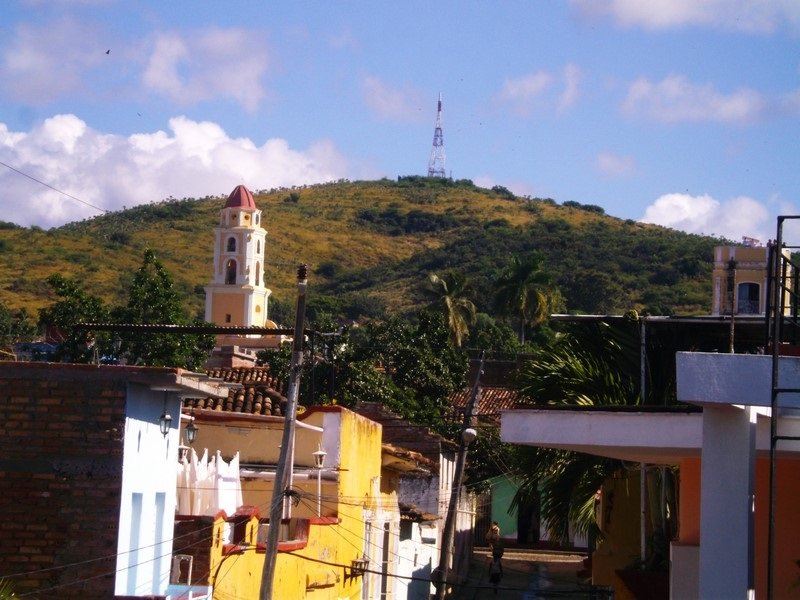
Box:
[225,260,237,285]
[225,314,232,323]
[737,282,760,314]
[226,237,236,252]
[255,262,261,286]
[256,240,261,254]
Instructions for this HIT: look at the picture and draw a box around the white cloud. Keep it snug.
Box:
[622,75,766,123]
[596,151,635,177]
[0,114,352,228]
[640,192,770,241]
[362,76,425,121]
[495,71,554,117]
[0,18,107,104]
[559,64,582,111]
[142,29,271,112]
[570,0,800,33]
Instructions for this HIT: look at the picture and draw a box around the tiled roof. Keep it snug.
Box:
[399,502,439,523]
[183,367,287,417]
[354,402,453,465]
[382,443,435,471]
[448,386,520,424]
[224,184,257,209]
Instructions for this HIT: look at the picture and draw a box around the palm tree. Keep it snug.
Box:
[0,577,15,598]
[512,320,640,543]
[424,272,477,347]
[493,254,554,344]
[511,318,677,561]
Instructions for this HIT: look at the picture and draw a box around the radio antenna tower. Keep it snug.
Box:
[427,93,446,178]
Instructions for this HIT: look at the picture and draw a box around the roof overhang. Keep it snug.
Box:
[677,351,800,408]
[500,409,702,464]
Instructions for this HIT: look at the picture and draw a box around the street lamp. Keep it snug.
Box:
[312,445,327,517]
[462,427,477,445]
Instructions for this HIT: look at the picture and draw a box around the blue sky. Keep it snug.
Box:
[1,1,799,242]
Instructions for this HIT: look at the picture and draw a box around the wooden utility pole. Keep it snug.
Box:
[434,350,484,600]
[259,265,308,600]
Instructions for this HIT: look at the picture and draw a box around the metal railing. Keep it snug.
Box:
[764,216,800,599]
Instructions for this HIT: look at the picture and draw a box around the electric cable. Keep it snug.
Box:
[0,159,108,215]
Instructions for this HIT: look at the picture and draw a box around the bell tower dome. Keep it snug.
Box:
[204,185,271,328]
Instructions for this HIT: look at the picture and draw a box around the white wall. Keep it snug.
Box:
[115,385,183,597]
[396,522,438,600]
[699,405,756,599]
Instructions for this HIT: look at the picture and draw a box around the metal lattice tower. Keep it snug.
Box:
[427,93,446,178]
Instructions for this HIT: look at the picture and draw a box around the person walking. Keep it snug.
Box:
[485,521,500,549]
[488,555,503,595]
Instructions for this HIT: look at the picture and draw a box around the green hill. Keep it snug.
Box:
[0,177,722,323]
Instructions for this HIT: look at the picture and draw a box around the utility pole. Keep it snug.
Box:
[259,265,309,600]
[434,350,484,600]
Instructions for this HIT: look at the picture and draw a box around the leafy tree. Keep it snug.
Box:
[494,254,556,344]
[423,272,476,347]
[0,302,35,354]
[354,311,467,421]
[38,274,111,363]
[465,313,522,354]
[260,310,467,424]
[115,249,214,370]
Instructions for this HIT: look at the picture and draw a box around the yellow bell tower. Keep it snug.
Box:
[204,185,271,328]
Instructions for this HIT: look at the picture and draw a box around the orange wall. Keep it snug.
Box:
[754,456,800,599]
[678,458,700,545]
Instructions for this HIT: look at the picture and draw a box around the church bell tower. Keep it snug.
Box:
[204,185,271,328]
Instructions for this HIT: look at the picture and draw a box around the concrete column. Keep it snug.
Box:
[699,405,756,599]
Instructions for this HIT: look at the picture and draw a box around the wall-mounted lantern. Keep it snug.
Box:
[159,392,172,437]
[185,417,198,445]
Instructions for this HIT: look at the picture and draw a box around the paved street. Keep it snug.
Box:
[449,547,598,599]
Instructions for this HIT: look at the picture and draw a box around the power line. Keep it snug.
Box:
[0,159,108,216]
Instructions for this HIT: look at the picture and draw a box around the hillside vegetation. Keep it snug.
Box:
[0,177,723,322]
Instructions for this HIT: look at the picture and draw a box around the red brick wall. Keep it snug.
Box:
[172,516,215,586]
[0,364,127,599]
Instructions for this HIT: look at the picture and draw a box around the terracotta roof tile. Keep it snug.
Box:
[448,386,520,425]
[354,402,453,465]
[224,185,257,209]
[183,366,287,417]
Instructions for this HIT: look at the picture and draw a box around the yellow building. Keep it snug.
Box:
[711,242,791,316]
[169,402,398,599]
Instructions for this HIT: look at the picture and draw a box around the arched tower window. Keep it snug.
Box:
[225,260,237,285]
[737,282,760,314]
[255,262,261,287]
[226,237,236,252]
[256,240,261,254]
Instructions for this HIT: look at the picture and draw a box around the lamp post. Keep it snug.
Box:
[313,446,327,517]
[434,351,484,600]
